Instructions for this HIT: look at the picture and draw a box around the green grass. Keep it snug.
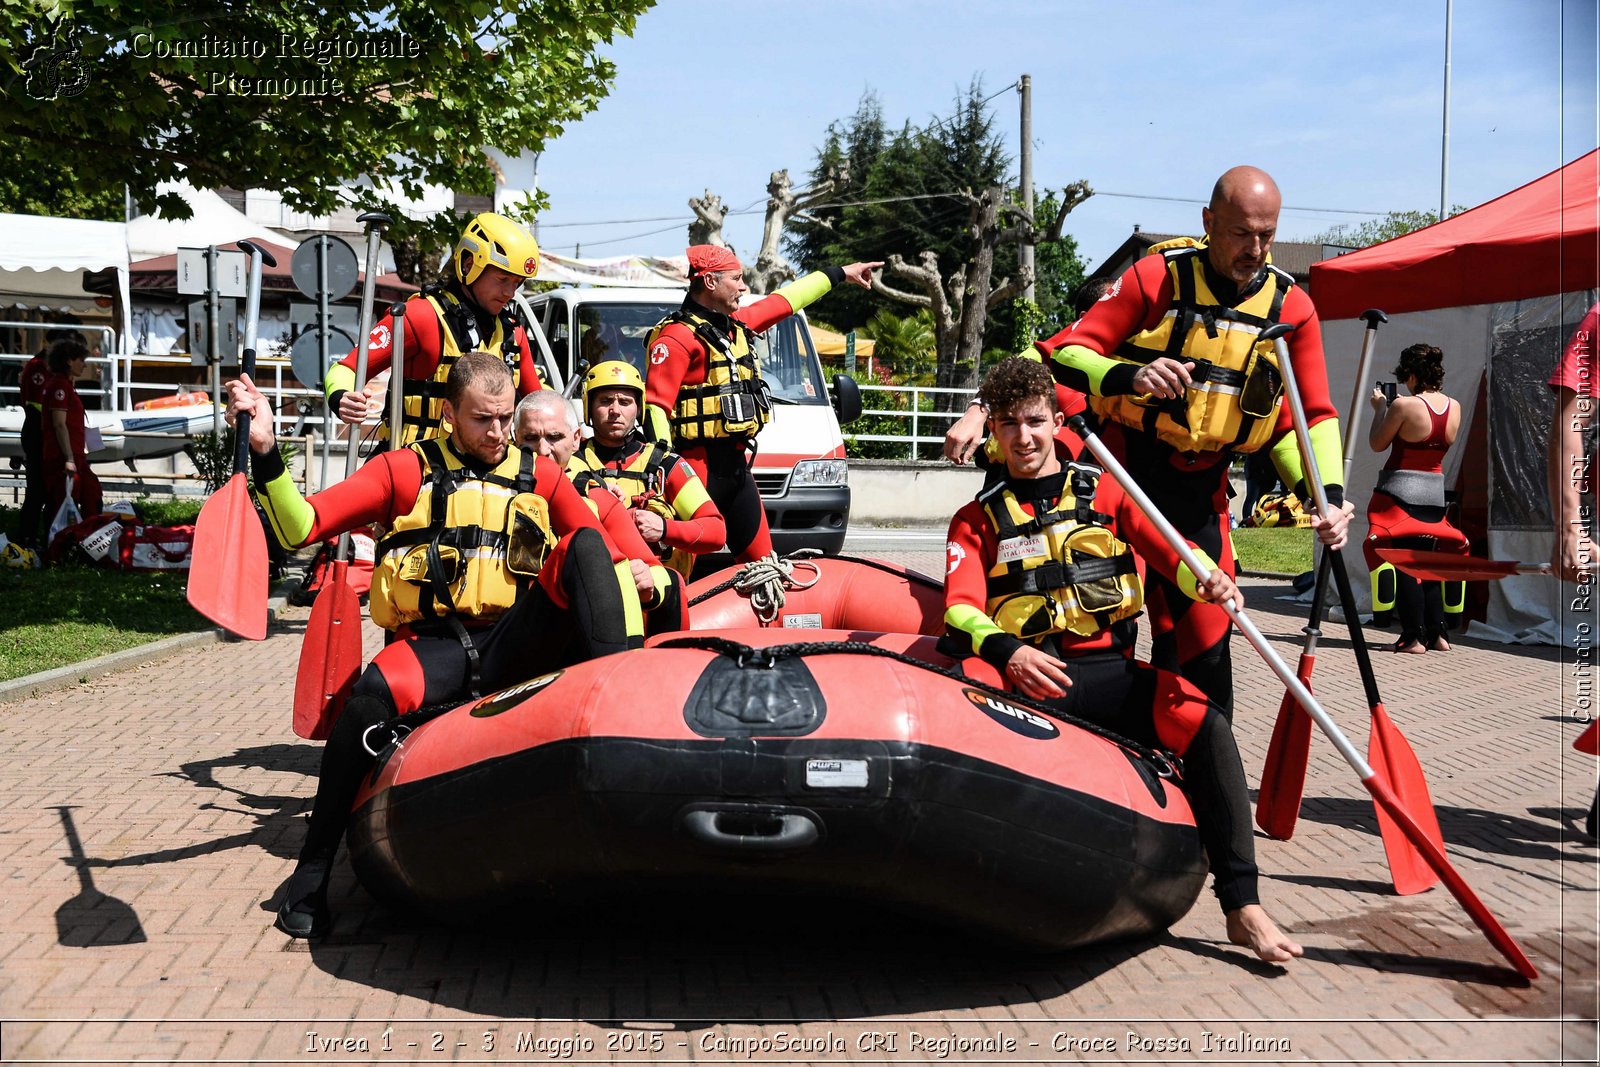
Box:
[0,500,210,682]
[1231,526,1314,576]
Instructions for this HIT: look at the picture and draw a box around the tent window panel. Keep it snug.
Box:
[1488,292,1599,529]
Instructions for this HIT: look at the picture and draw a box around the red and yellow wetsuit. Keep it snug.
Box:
[942,430,1261,913]
[325,279,543,447]
[643,267,846,562]
[1035,248,1342,715]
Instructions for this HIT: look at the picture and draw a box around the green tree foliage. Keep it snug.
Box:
[1,1,653,252]
[862,307,935,380]
[787,84,1084,359]
[1309,207,1468,250]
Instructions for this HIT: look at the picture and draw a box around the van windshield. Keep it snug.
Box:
[573,302,828,407]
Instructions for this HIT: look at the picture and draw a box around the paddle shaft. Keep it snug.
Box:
[336,213,390,560]
[1270,331,1384,708]
[232,244,266,473]
[386,300,406,449]
[1069,415,1536,978]
[1301,312,1386,655]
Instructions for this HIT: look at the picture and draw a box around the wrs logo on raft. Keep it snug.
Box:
[963,688,1059,740]
[469,672,562,717]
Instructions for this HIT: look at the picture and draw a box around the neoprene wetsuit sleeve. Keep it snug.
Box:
[249,446,316,549]
[1269,417,1346,509]
[1046,343,1140,398]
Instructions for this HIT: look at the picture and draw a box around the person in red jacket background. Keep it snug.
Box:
[42,336,102,521]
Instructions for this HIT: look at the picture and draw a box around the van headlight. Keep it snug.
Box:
[788,459,848,487]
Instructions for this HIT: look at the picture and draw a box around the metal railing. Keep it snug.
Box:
[846,383,973,459]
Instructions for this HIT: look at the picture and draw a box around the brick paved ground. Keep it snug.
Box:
[0,532,1595,1065]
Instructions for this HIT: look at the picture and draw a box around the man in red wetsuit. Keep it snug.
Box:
[642,245,880,562]
[1548,301,1599,583]
[515,385,700,634]
[230,352,645,939]
[955,167,1351,717]
[942,357,1301,964]
[326,213,544,447]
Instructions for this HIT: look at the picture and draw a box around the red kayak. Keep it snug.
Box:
[346,557,1207,950]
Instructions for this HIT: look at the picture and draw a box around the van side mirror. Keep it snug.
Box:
[830,374,862,425]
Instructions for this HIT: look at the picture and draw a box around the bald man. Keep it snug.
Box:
[1017,166,1351,717]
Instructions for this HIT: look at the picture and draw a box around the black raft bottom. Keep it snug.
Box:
[347,737,1209,953]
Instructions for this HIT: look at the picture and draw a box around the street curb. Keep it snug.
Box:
[0,583,298,706]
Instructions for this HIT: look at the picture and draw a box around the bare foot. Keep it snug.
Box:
[1393,638,1427,655]
[1226,905,1303,964]
[1427,634,1451,652]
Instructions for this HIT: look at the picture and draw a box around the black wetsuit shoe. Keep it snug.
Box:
[275,893,330,939]
[274,860,332,939]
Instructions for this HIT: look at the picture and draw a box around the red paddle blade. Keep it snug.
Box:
[1367,703,1444,895]
[186,473,267,641]
[1575,720,1600,755]
[1376,547,1549,582]
[1365,771,1538,978]
[1256,653,1316,840]
[292,560,363,741]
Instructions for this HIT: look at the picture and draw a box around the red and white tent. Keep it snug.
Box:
[1311,148,1599,643]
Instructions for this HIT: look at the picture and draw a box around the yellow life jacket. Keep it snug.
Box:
[979,463,1143,640]
[647,305,771,441]
[1093,244,1292,455]
[1245,490,1312,529]
[385,286,527,447]
[571,437,695,578]
[370,439,553,630]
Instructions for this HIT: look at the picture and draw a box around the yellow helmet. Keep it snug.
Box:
[454,212,540,286]
[583,359,645,412]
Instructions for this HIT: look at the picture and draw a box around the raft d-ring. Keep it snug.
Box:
[362,722,411,757]
[1148,752,1179,780]
[735,647,778,670]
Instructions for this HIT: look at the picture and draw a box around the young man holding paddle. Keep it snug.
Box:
[228,352,647,939]
[944,168,1353,718]
[942,357,1301,964]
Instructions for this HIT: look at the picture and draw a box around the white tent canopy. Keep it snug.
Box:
[0,214,131,328]
[127,181,298,260]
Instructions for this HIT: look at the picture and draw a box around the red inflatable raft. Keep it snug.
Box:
[345,557,1207,950]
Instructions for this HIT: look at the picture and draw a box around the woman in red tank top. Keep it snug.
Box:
[1363,344,1467,654]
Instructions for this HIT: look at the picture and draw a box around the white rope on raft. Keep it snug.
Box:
[731,551,821,624]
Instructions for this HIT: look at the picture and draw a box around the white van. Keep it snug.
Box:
[521,286,863,556]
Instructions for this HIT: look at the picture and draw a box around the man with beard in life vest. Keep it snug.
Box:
[945,167,1352,718]
[327,212,545,448]
[942,357,1302,964]
[642,245,881,563]
[515,387,699,635]
[573,360,726,582]
[228,352,646,940]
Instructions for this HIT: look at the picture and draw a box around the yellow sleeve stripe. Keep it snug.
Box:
[1269,418,1346,497]
[324,362,355,401]
[774,270,833,313]
[645,404,674,444]
[671,477,712,519]
[614,560,645,638]
[1052,343,1117,395]
[1175,549,1219,602]
[256,468,315,549]
[1309,418,1345,489]
[945,603,1004,655]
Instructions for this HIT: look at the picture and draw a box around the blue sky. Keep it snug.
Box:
[532,0,1598,271]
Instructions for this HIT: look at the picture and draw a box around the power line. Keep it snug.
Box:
[1093,190,1388,217]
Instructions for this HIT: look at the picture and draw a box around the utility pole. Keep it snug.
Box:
[1018,74,1035,302]
[1440,0,1453,220]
